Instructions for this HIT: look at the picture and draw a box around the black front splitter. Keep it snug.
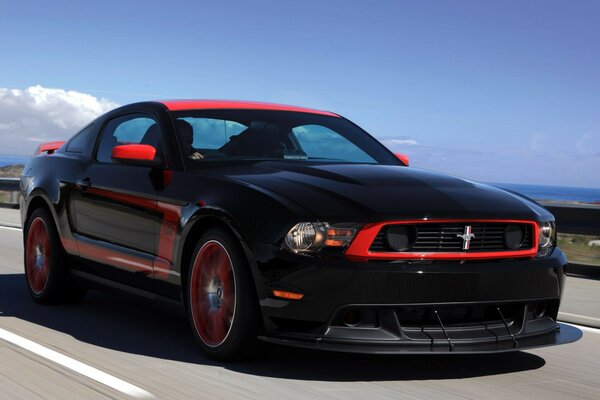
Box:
[258,323,582,354]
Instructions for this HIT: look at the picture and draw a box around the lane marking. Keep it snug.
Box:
[0,225,21,231]
[0,327,154,398]
[559,312,600,324]
[565,323,600,335]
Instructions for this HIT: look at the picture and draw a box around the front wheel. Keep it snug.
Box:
[186,228,261,360]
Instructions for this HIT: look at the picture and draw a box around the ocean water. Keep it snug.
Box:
[0,155,29,167]
[488,182,600,204]
[0,155,598,203]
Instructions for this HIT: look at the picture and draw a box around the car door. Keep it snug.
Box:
[71,112,164,288]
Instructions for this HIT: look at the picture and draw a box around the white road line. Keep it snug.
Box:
[559,312,600,324]
[565,323,600,335]
[0,225,21,231]
[0,327,154,398]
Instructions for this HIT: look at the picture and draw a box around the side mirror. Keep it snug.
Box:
[111,144,160,167]
[394,153,410,166]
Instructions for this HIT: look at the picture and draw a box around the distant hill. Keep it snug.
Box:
[0,164,24,178]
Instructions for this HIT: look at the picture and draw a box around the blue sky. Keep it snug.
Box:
[0,0,598,187]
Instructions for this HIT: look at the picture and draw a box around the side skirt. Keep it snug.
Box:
[70,269,184,311]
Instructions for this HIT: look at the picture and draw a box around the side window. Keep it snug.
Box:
[178,117,246,150]
[96,115,162,163]
[292,125,376,163]
[65,124,95,153]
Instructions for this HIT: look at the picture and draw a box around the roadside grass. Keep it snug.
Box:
[558,233,600,267]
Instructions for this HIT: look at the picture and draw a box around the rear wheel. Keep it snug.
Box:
[186,228,261,360]
[24,208,86,304]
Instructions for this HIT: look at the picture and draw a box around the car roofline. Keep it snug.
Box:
[157,99,340,117]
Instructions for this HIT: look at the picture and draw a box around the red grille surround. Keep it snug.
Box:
[345,219,539,262]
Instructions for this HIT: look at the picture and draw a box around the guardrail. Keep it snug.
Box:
[540,201,600,236]
[0,177,19,191]
[0,177,20,209]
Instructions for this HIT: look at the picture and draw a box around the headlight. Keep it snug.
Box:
[537,221,556,257]
[284,222,358,253]
[284,222,326,252]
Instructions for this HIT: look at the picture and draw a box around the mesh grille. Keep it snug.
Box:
[505,225,525,249]
[385,226,415,251]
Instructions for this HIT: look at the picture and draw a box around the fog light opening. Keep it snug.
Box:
[533,303,546,319]
[343,308,362,327]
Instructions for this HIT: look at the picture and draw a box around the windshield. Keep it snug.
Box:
[170,109,400,167]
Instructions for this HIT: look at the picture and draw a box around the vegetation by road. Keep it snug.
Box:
[0,164,23,204]
[0,164,23,178]
[558,233,600,267]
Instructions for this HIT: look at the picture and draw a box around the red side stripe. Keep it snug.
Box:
[85,188,182,278]
[154,201,181,279]
[87,188,156,210]
[77,240,153,274]
[61,237,78,254]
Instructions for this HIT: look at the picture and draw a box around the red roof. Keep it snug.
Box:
[158,100,339,117]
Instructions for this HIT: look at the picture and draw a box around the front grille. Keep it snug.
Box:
[370,222,533,253]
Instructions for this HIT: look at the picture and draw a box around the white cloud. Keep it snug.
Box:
[386,139,419,146]
[529,132,545,152]
[0,85,119,155]
[576,132,600,155]
[380,135,600,187]
[378,137,419,146]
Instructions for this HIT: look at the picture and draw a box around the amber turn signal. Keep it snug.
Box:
[272,290,304,300]
[325,227,357,247]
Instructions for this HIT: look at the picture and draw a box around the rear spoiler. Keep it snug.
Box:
[35,141,66,155]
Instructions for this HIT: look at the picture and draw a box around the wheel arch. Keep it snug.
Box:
[178,209,265,304]
[23,191,57,232]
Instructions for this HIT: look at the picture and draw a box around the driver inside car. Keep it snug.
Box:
[175,119,204,160]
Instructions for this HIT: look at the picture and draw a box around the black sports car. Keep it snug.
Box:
[20,100,581,359]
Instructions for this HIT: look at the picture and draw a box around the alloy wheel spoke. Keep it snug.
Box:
[190,241,236,347]
[26,217,51,294]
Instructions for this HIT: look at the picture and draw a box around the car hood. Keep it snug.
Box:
[206,161,550,222]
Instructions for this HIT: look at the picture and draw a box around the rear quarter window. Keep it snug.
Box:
[179,117,247,149]
[65,124,96,153]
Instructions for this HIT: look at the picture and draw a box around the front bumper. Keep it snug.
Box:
[259,323,582,354]
[255,247,579,353]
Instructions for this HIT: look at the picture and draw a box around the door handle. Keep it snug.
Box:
[76,177,91,191]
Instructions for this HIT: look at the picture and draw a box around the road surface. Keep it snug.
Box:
[0,225,599,399]
[0,207,19,228]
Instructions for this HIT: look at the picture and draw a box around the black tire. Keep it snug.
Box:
[23,208,86,304]
[186,227,261,360]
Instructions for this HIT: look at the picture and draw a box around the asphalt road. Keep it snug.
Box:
[0,225,599,399]
[0,207,19,228]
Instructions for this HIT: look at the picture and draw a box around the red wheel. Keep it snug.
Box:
[186,228,261,360]
[25,217,51,295]
[23,208,86,304]
[189,240,236,347]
